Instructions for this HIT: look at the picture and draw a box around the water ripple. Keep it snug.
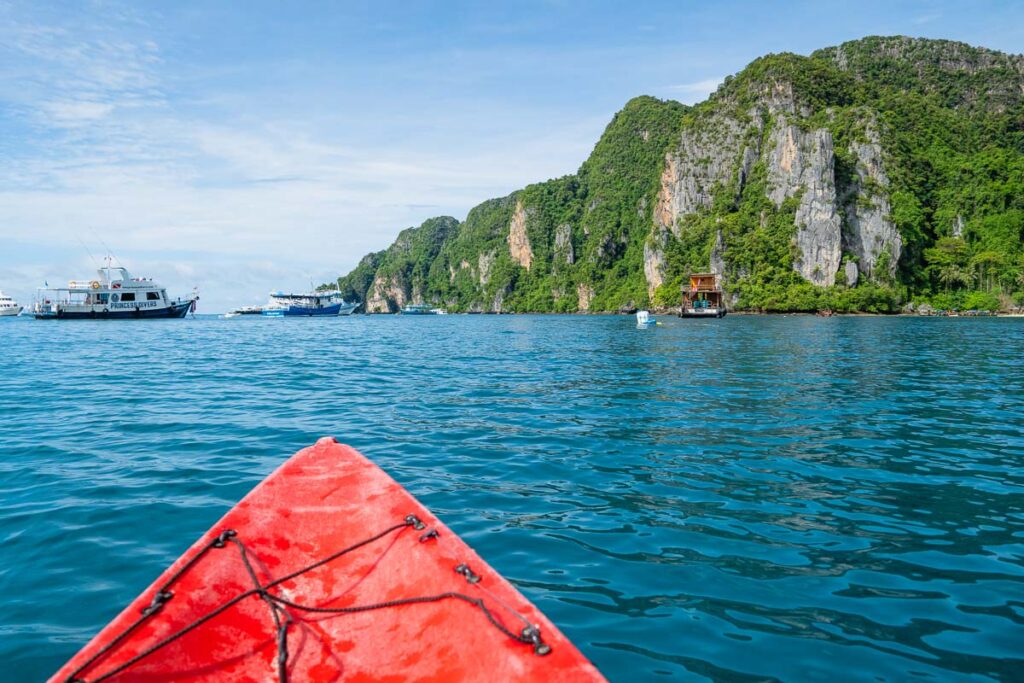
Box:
[1,314,1022,680]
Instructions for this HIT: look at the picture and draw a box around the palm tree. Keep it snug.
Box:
[970,251,1005,292]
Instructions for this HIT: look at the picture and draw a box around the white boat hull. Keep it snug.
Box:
[680,307,726,318]
[34,300,194,319]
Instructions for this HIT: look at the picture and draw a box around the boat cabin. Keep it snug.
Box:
[680,273,726,318]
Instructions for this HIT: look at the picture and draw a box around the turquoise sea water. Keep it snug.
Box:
[1,314,1022,681]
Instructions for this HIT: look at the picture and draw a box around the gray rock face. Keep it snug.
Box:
[593,232,626,265]
[554,224,574,265]
[710,229,726,277]
[643,236,666,299]
[577,283,594,311]
[366,274,406,313]
[709,228,741,308]
[655,113,754,237]
[843,129,902,280]
[759,80,812,117]
[654,91,852,289]
[649,105,766,297]
[845,260,859,287]
[737,144,759,196]
[766,116,842,286]
[478,251,495,286]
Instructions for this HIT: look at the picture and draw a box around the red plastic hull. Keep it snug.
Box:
[53,438,605,682]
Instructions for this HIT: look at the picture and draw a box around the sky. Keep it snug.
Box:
[1,1,1022,312]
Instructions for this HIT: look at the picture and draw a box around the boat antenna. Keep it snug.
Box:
[77,235,99,269]
[90,228,120,266]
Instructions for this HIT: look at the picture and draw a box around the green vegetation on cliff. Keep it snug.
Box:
[332,37,1024,313]
[333,251,383,302]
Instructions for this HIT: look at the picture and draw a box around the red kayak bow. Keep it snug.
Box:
[53,437,605,682]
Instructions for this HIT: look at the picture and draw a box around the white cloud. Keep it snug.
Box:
[664,77,725,104]
[913,12,942,25]
[42,100,116,124]
[0,5,614,311]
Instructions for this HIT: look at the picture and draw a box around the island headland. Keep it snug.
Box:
[327,37,1024,315]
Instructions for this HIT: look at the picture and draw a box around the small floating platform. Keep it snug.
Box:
[636,310,658,328]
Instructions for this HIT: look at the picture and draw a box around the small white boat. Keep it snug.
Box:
[636,310,657,328]
[224,305,263,318]
[0,291,22,317]
[400,304,440,315]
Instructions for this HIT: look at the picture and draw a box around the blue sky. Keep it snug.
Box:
[2,1,1022,311]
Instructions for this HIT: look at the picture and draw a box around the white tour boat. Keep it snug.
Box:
[34,260,198,320]
[0,291,22,317]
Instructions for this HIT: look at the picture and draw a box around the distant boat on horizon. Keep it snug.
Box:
[260,290,359,317]
[223,305,264,318]
[0,291,22,317]
[400,304,445,315]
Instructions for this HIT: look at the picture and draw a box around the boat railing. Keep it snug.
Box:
[66,280,111,291]
[35,292,74,303]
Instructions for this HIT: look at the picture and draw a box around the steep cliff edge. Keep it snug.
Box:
[332,37,1024,313]
[349,216,457,313]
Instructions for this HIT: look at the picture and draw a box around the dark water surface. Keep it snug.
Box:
[2,314,1022,681]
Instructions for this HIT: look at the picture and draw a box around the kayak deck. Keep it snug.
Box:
[53,437,605,682]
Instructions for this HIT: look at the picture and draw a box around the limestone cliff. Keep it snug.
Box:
[332,37,1024,313]
[651,76,905,294]
[478,251,495,286]
[365,274,407,313]
[642,238,665,300]
[843,123,902,280]
[766,119,843,286]
[577,283,594,312]
[646,110,760,297]
[655,112,754,234]
[507,200,533,270]
[353,215,457,312]
[554,224,574,266]
[654,101,846,289]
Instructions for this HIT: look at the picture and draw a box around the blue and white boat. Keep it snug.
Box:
[261,290,359,317]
